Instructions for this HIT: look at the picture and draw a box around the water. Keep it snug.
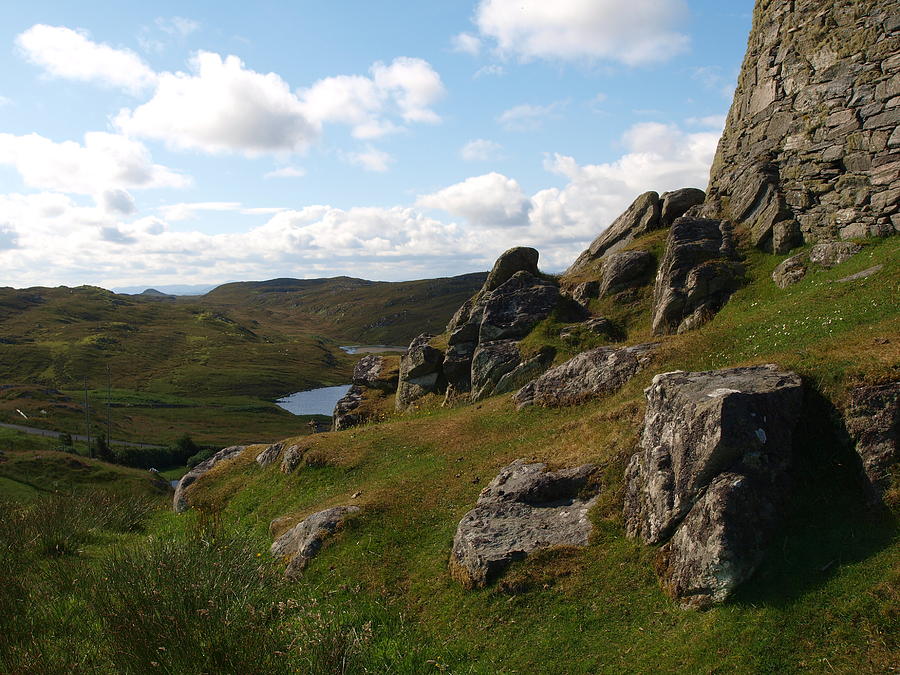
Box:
[170,480,180,488]
[275,385,352,416]
[340,345,406,354]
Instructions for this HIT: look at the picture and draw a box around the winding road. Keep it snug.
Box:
[0,422,165,449]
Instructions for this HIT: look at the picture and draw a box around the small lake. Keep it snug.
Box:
[340,345,406,354]
[275,385,352,416]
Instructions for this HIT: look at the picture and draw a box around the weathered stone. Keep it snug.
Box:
[650,218,742,335]
[571,281,600,307]
[559,317,616,342]
[484,247,540,292]
[513,343,657,410]
[598,250,654,297]
[565,192,661,277]
[449,460,598,588]
[280,444,305,473]
[471,340,521,402]
[479,271,559,342]
[492,348,555,397]
[352,355,397,393]
[772,219,802,254]
[660,188,706,228]
[271,506,360,578]
[844,382,899,503]
[623,365,803,607]
[396,334,445,410]
[808,241,862,267]
[835,264,884,282]
[256,442,284,468]
[332,385,365,431]
[443,340,476,394]
[174,445,246,512]
[772,254,808,288]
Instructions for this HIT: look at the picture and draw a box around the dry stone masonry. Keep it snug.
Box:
[703,0,900,248]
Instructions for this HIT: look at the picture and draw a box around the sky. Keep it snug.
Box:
[0,0,754,291]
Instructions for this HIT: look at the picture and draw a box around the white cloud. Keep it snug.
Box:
[474,64,505,78]
[16,24,157,94]
[418,172,529,227]
[156,17,200,37]
[0,131,190,195]
[691,65,736,100]
[116,52,319,156]
[475,0,690,66]
[370,57,445,124]
[344,146,393,172]
[497,101,566,131]
[158,201,242,221]
[0,223,19,250]
[264,166,306,179]
[0,96,10,107]
[460,139,503,161]
[452,32,482,55]
[100,189,137,215]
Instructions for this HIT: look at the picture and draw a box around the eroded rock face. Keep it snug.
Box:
[660,188,706,228]
[280,444,305,473]
[352,355,398,393]
[449,460,598,588]
[599,250,654,297]
[256,442,284,468]
[623,365,803,607]
[271,505,360,578]
[704,0,900,244]
[571,281,600,307]
[845,382,899,503]
[565,191,661,277]
[174,445,246,512]
[396,333,445,410]
[771,241,863,287]
[484,246,540,292]
[333,385,365,431]
[471,340,521,402]
[513,343,657,410]
[651,217,743,335]
[479,271,559,342]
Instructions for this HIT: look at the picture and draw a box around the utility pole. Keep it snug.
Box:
[83,377,92,458]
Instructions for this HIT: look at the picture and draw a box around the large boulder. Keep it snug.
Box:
[660,188,706,228]
[271,505,360,578]
[255,442,284,468]
[479,271,559,342]
[352,354,398,393]
[484,247,540,292]
[565,192,661,277]
[471,340,521,402]
[623,365,803,608]
[492,348,555,398]
[449,460,598,588]
[173,445,246,512]
[598,250,654,298]
[650,217,743,335]
[772,241,863,288]
[332,385,365,431]
[513,343,657,410]
[844,382,899,503]
[396,333,445,410]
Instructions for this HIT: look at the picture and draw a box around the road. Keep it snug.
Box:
[0,422,165,449]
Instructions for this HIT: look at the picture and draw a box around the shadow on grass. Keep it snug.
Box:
[731,384,898,608]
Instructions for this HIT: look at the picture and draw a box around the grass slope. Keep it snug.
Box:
[181,235,899,672]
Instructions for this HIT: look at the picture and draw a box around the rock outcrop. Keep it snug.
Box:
[255,442,283,468]
[660,188,707,228]
[479,272,559,342]
[704,0,900,246]
[396,333,445,410]
[844,381,899,503]
[772,241,863,288]
[271,505,360,578]
[483,246,540,293]
[598,250,654,298]
[651,217,743,335]
[513,343,657,410]
[332,385,365,431]
[173,445,246,512]
[449,460,598,588]
[352,354,398,393]
[623,365,803,607]
[470,340,522,402]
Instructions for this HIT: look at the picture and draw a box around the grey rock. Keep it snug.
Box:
[559,317,616,342]
[479,271,559,342]
[599,250,654,297]
[443,340,477,394]
[256,442,284,468]
[352,355,397,393]
[484,247,540,292]
[772,219,802,254]
[571,281,600,307]
[471,340,521,402]
[174,445,246,512]
[280,444,305,473]
[772,254,808,288]
[492,348,555,397]
[513,343,657,410]
[333,385,365,431]
[651,217,742,335]
[623,365,803,607]
[836,264,883,282]
[660,188,706,227]
[565,191,661,277]
[449,460,598,588]
[396,333,445,410]
[808,241,862,267]
[271,506,360,578]
[844,382,899,503]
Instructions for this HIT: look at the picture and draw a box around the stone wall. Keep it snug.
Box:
[704,0,900,250]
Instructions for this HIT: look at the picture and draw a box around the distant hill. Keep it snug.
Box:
[112,283,221,296]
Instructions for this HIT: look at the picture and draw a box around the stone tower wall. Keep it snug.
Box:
[704,0,900,251]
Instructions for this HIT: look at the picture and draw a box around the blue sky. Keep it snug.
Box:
[0,0,753,290]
